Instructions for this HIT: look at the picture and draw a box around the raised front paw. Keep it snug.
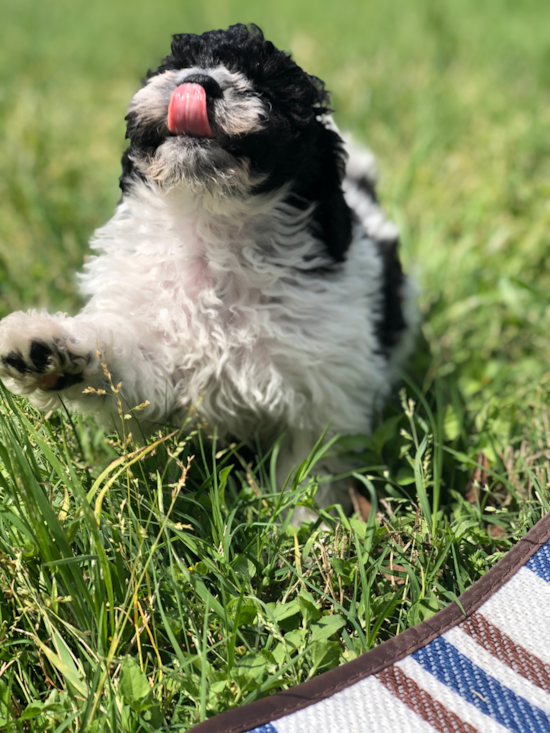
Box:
[0,312,95,394]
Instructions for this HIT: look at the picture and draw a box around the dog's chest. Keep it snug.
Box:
[82,182,391,433]
[91,195,276,349]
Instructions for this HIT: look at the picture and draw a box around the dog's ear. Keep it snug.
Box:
[310,123,353,262]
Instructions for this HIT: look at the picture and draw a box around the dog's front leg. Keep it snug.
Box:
[0,310,174,426]
[277,430,355,525]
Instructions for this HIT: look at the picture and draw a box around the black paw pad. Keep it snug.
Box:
[29,341,54,373]
[2,351,28,374]
[50,373,84,391]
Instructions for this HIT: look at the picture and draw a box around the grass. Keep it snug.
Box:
[1,0,550,729]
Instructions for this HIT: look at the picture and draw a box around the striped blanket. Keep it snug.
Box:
[192,514,550,733]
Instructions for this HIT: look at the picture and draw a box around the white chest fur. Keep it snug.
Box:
[0,156,414,527]
[76,179,392,439]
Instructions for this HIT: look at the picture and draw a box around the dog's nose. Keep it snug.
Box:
[181,73,223,100]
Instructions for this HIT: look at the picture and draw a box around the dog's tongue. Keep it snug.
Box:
[167,83,214,138]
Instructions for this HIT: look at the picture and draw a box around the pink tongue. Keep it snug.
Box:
[167,83,213,138]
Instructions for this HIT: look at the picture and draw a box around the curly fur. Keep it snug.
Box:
[0,24,417,520]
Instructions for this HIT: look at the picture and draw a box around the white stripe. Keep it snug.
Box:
[444,626,550,713]
[480,566,550,666]
[274,674,437,733]
[397,656,509,733]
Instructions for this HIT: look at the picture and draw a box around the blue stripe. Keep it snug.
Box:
[412,636,550,732]
[526,540,550,583]
[245,726,278,733]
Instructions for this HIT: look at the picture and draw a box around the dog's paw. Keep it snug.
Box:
[0,312,96,394]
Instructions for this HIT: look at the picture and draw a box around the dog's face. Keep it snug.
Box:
[125,24,333,193]
[123,24,352,260]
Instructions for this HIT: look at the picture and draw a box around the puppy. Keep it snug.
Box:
[0,24,416,519]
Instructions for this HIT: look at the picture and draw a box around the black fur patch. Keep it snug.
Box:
[229,120,352,261]
[301,124,352,262]
[29,341,53,373]
[375,238,407,351]
[355,175,378,204]
[3,351,27,374]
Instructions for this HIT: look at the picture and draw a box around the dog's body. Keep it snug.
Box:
[0,25,416,516]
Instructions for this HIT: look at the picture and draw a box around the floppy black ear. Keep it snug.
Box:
[309,123,353,262]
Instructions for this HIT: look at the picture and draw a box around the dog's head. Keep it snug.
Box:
[123,24,352,260]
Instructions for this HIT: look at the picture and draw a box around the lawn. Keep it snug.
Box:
[1,0,550,729]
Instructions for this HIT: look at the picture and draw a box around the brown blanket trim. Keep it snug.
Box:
[191,512,550,733]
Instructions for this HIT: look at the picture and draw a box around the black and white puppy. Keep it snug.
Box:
[0,24,416,518]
